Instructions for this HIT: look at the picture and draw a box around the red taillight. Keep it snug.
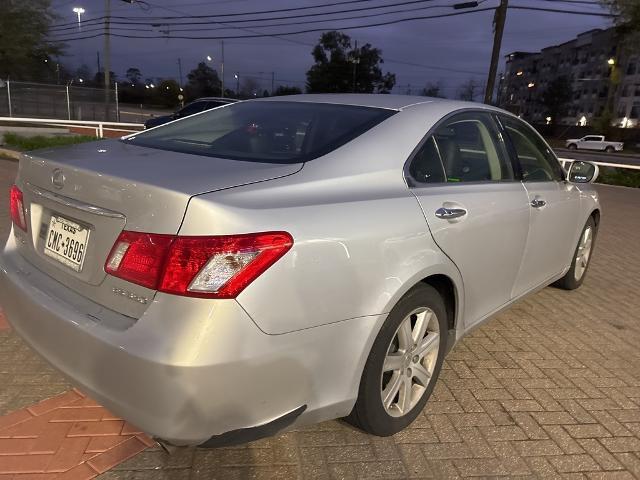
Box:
[105,231,292,298]
[105,232,174,289]
[10,185,27,231]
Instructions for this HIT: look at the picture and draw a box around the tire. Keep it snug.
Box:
[345,283,447,436]
[605,146,614,153]
[553,216,597,290]
[568,143,577,150]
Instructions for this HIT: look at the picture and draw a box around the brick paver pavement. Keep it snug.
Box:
[0,389,153,478]
[0,157,639,479]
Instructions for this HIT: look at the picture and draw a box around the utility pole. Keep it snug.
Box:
[177,58,183,87]
[97,51,101,75]
[221,40,225,98]
[352,40,360,93]
[104,0,111,118]
[484,0,508,105]
[271,72,275,95]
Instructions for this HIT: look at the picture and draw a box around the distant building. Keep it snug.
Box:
[498,27,639,128]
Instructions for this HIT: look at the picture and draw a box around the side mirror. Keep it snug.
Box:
[567,161,599,184]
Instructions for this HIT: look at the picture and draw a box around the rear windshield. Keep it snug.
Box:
[125,101,395,163]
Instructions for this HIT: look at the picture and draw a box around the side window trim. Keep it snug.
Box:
[404,109,517,187]
[498,114,565,183]
[493,114,523,181]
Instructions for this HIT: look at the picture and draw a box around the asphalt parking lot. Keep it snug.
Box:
[0,157,639,479]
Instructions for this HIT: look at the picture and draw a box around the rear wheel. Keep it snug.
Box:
[568,143,577,150]
[605,146,614,153]
[345,283,447,436]
[553,216,596,290]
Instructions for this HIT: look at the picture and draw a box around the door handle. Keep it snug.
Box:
[530,198,546,208]
[435,207,467,219]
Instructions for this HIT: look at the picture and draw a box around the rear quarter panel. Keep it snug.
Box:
[178,107,466,335]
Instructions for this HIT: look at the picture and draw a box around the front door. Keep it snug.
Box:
[499,115,581,297]
[407,111,530,328]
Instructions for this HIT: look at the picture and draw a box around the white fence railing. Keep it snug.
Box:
[0,116,143,139]
[559,157,640,172]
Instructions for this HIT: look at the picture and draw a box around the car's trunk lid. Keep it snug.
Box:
[15,139,301,319]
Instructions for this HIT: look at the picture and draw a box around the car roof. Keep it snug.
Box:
[193,97,238,103]
[253,93,501,112]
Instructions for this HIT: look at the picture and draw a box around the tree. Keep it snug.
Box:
[306,31,395,93]
[156,79,181,108]
[540,76,572,125]
[184,62,221,100]
[93,71,116,88]
[126,68,142,85]
[457,79,481,101]
[422,82,445,98]
[0,0,64,81]
[75,65,93,84]
[240,77,260,98]
[600,0,640,32]
[274,85,302,96]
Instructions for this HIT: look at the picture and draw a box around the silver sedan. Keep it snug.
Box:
[0,94,600,448]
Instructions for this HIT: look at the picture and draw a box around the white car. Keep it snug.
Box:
[566,135,623,153]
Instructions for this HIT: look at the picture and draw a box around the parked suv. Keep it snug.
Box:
[2,95,600,448]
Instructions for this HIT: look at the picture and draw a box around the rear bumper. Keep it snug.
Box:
[0,231,383,446]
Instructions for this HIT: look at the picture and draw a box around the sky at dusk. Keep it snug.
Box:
[51,0,613,95]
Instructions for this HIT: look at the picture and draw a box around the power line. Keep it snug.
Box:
[50,0,400,27]
[49,0,454,31]
[50,6,498,41]
[509,4,615,15]
[49,4,617,42]
[48,2,476,35]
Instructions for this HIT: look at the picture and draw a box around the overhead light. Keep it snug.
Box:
[72,7,85,14]
[206,55,213,61]
[516,70,523,76]
[528,82,535,88]
[607,58,615,66]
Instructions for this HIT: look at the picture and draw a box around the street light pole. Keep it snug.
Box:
[235,73,240,97]
[484,0,508,104]
[72,7,85,32]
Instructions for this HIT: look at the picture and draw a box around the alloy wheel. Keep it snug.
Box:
[380,307,440,417]
[574,225,593,281]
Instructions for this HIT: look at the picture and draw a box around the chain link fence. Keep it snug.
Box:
[0,80,118,122]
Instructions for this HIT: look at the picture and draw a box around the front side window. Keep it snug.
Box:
[127,101,395,163]
[409,112,513,184]
[500,116,564,182]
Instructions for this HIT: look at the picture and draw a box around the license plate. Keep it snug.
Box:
[43,215,90,272]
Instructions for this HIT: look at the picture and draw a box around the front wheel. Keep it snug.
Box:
[605,146,614,153]
[553,216,597,290]
[345,283,447,436]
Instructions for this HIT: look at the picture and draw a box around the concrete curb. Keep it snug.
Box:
[0,147,22,161]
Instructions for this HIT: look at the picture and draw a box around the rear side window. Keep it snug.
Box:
[500,116,564,182]
[178,102,206,116]
[127,101,395,164]
[408,111,513,184]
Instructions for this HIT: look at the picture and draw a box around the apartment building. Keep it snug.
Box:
[498,27,639,127]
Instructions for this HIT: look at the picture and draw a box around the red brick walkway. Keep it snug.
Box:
[0,310,9,332]
[0,389,153,479]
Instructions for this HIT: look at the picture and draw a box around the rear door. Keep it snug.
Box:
[498,115,581,297]
[408,111,530,328]
[583,136,603,150]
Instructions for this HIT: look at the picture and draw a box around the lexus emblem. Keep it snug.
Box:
[51,169,65,189]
